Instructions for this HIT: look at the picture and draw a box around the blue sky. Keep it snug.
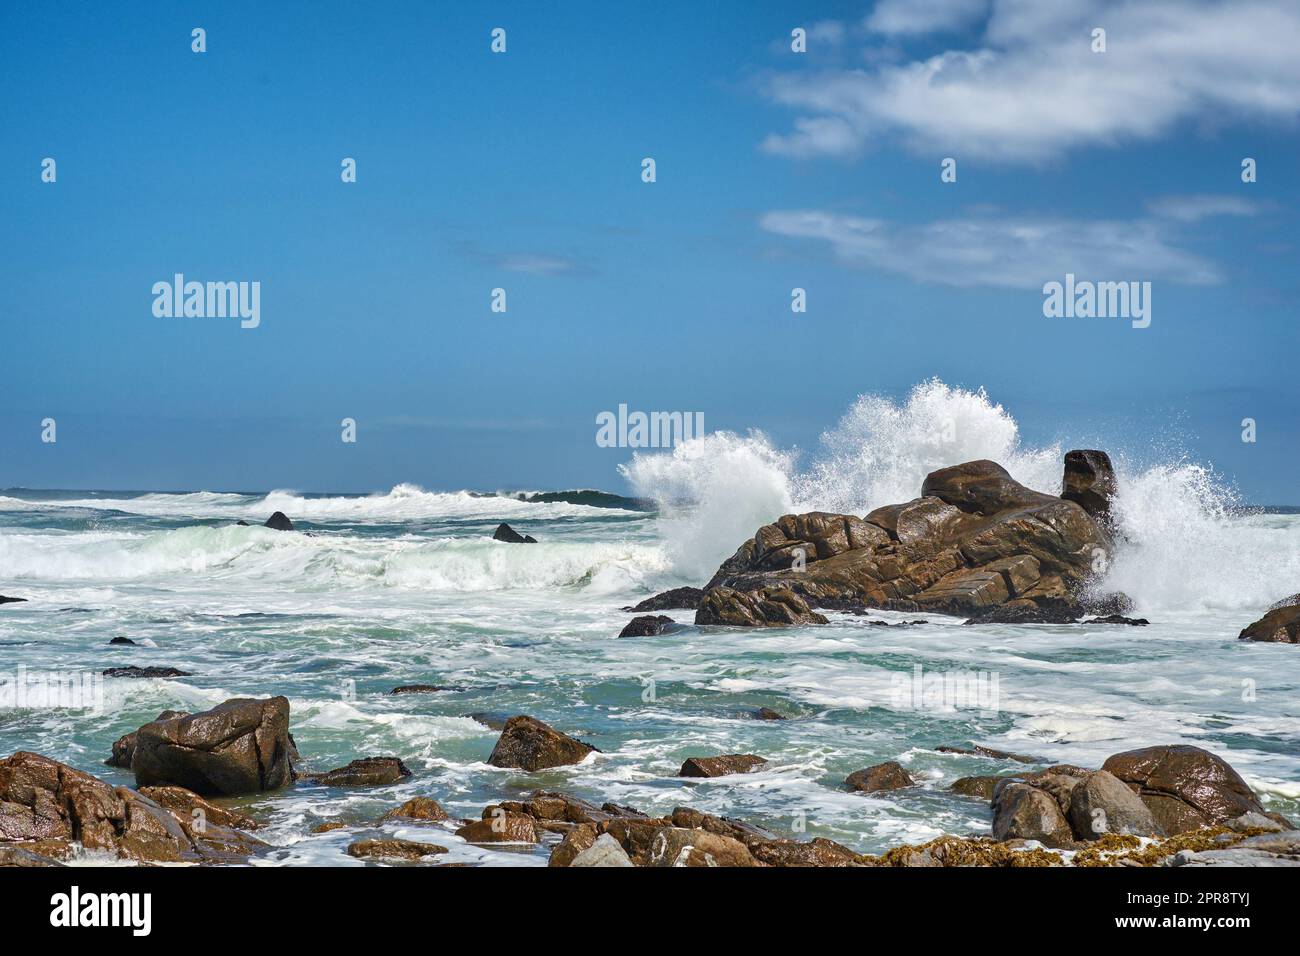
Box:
[2,0,1297,501]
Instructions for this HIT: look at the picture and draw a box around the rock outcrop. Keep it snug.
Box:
[103,666,192,679]
[697,455,1113,622]
[1101,745,1269,834]
[845,761,914,793]
[346,838,448,861]
[624,587,705,612]
[618,614,675,637]
[492,523,536,543]
[678,754,767,778]
[264,511,294,531]
[486,716,597,771]
[1239,604,1300,643]
[130,697,296,796]
[381,797,448,823]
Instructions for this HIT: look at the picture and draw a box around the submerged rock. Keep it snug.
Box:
[130,697,295,796]
[390,684,454,694]
[108,636,137,645]
[492,523,536,544]
[750,707,787,721]
[624,586,705,612]
[486,715,597,771]
[103,666,192,678]
[303,757,412,788]
[618,614,675,637]
[347,838,448,861]
[1083,614,1149,626]
[845,761,914,793]
[1238,604,1300,643]
[936,745,1041,763]
[0,596,27,606]
[678,754,767,778]
[264,511,294,531]
[455,812,540,844]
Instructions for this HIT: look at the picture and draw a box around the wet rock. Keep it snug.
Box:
[390,684,454,694]
[1267,593,1300,611]
[1061,449,1118,529]
[130,696,295,796]
[0,595,28,606]
[1228,811,1284,833]
[1082,614,1149,626]
[103,666,192,678]
[936,745,1041,764]
[313,821,348,833]
[751,707,787,721]
[108,636,137,646]
[107,710,190,768]
[963,601,1080,624]
[1067,770,1160,839]
[992,782,1076,848]
[486,715,597,771]
[264,511,294,531]
[618,614,675,637]
[346,838,448,861]
[455,811,540,844]
[1238,604,1300,643]
[750,838,865,867]
[464,711,510,731]
[1163,830,1300,867]
[0,844,65,867]
[868,835,1064,867]
[951,775,1006,800]
[381,797,449,823]
[492,523,536,544]
[571,832,635,867]
[644,827,759,867]
[137,785,261,831]
[695,585,829,627]
[845,761,914,793]
[624,587,705,612]
[304,757,412,788]
[548,824,599,866]
[679,754,767,778]
[668,807,779,846]
[1101,745,1267,834]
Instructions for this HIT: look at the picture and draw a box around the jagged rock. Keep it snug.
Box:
[486,715,597,771]
[0,596,27,606]
[264,511,294,531]
[381,797,449,823]
[703,456,1108,620]
[1238,604,1300,643]
[1061,449,1118,529]
[1067,770,1160,839]
[346,838,448,861]
[571,833,635,867]
[130,697,295,796]
[695,586,829,627]
[492,523,536,544]
[992,782,1076,848]
[679,754,767,778]
[303,757,412,788]
[1083,614,1149,626]
[103,666,192,678]
[390,684,454,694]
[1101,745,1267,834]
[1267,593,1300,611]
[845,761,914,793]
[624,587,705,612]
[107,710,190,768]
[618,614,675,637]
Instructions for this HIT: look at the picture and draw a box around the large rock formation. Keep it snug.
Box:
[130,697,296,796]
[1239,604,1300,643]
[696,455,1114,623]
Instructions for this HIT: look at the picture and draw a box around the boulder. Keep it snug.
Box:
[492,523,536,544]
[1083,614,1149,626]
[455,812,540,844]
[0,844,64,867]
[381,797,449,823]
[1067,770,1160,839]
[486,715,597,771]
[1061,449,1118,529]
[845,761,914,793]
[644,827,759,867]
[346,839,448,861]
[679,754,767,778]
[618,614,675,637]
[571,833,635,867]
[1101,745,1266,834]
[136,785,261,831]
[103,666,192,679]
[390,684,454,694]
[108,636,137,645]
[992,782,1076,849]
[304,757,412,788]
[107,710,190,768]
[750,838,865,867]
[264,511,294,531]
[130,697,295,796]
[1238,605,1300,644]
[624,587,705,612]
[668,806,779,845]
[548,823,599,866]
[695,586,829,627]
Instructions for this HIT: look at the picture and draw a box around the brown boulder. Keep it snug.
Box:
[750,837,864,867]
[346,838,448,861]
[137,785,260,831]
[644,827,759,867]
[1101,745,1265,834]
[1238,604,1300,643]
[845,761,914,793]
[304,757,412,788]
[455,810,539,844]
[624,586,706,611]
[1061,449,1118,529]
[381,797,449,823]
[130,697,295,796]
[548,823,599,866]
[678,754,767,778]
[992,782,1076,848]
[695,586,829,627]
[618,614,675,637]
[106,710,190,768]
[486,716,597,772]
[1067,769,1159,839]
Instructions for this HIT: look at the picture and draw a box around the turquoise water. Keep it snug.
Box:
[1,486,1298,865]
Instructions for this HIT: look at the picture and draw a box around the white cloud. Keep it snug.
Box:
[1144,194,1260,223]
[763,0,1300,162]
[865,0,990,36]
[760,207,1241,288]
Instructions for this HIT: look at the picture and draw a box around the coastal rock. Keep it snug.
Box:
[750,838,865,867]
[492,523,536,544]
[702,456,1109,620]
[618,614,675,637]
[381,797,449,823]
[963,601,1080,624]
[1238,604,1300,643]
[264,511,294,531]
[103,666,192,679]
[486,715,597,771]
[0,595,27,606]
[464,712,510,731]
[624,586,705,612]
[936,745,1041,764]
[951,775,1008,800]
[668,807,778,846]
[571,833,635,867]
[108,636,137,645]
[136,785,261,831]
[992,782,1076,848]
[346,839,448,861]
[695,585,829,627]
[304,757,412,788]
[1162,830,1300,867]
[548,824,599,866]
[390,684,453,695]
[679,754,767,778]
[645,827,759,867]
[1061,449,1118,529]
[751,707,787,720]
[845,761,914,793]
[1067,770,1160,839]
[1267,593,1300,611]
[107,710,190,768]
[1101,745,1266,834]
[455,811,540,844]
[0,844,64,867]
[131,696,295,796]
[1083,614,1149,626]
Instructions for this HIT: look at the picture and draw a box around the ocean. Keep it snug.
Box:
[2,382,1298,865]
